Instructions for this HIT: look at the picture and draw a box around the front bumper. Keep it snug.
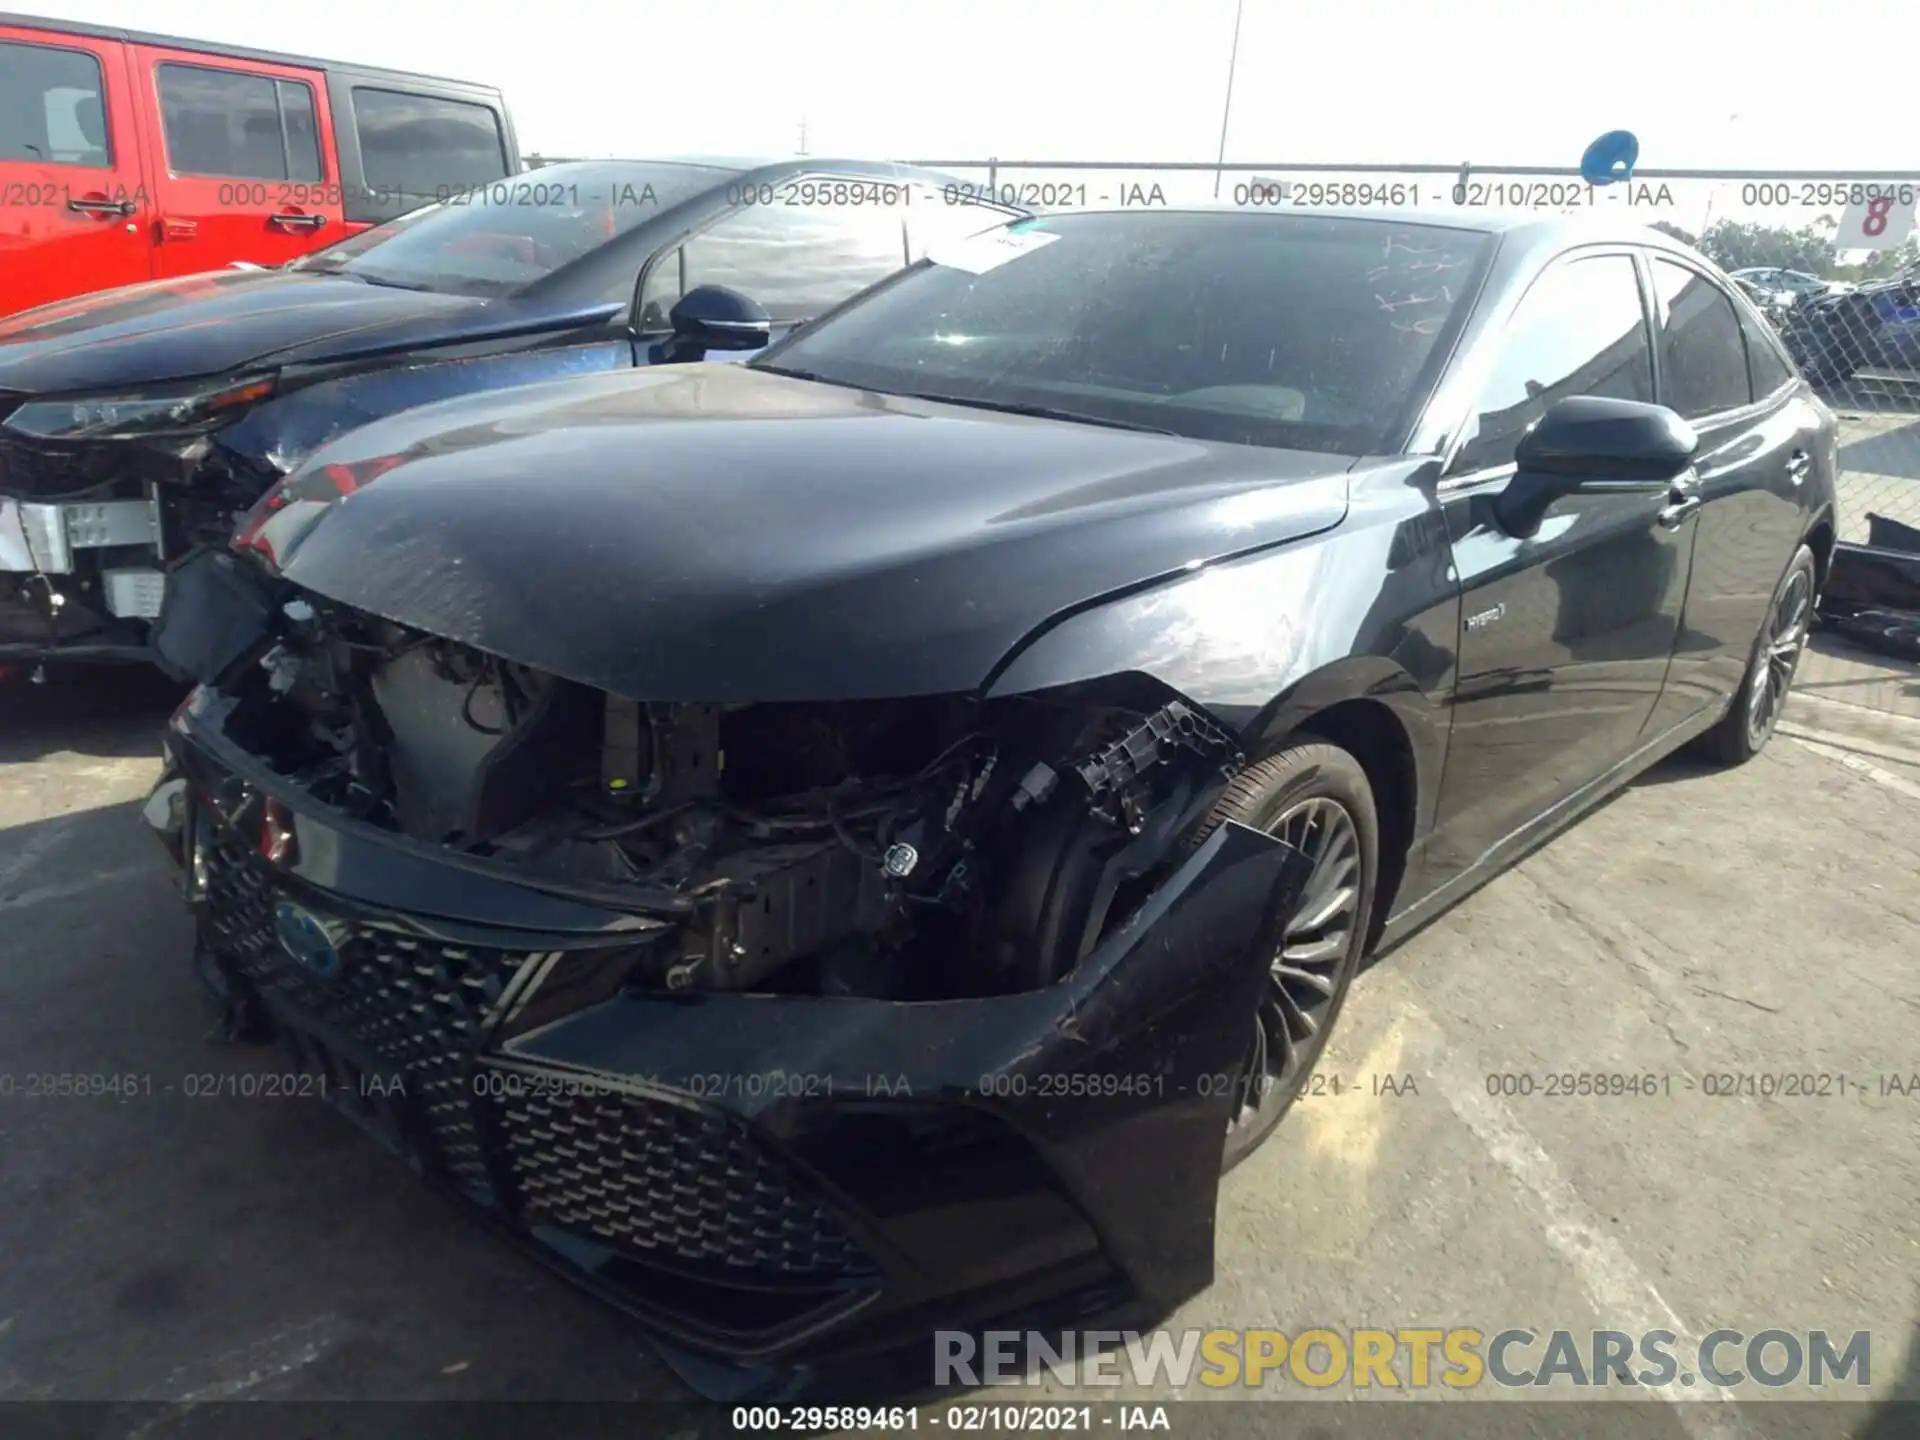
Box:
[154,689,1308,1395]
[1,495,168,659]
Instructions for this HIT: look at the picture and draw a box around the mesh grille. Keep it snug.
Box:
[197,828,876,1282]
[203,831,532,1189]
[483,1079,876,1278]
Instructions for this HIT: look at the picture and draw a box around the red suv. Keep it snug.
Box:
[0,12,518,317]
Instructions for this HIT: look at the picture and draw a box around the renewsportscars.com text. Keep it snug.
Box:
[934,1327,1873,1390]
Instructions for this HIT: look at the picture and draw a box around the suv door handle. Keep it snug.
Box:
[1657,495,1703,528]
[269,212,328,232]
[1786,451,1811,484]
[67,196,136,218]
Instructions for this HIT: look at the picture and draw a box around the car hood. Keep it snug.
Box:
[0,270,500,394]
[238,364,1356,702]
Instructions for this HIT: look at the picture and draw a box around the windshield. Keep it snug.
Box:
[754,211,1493,454]
[288,161,738,297]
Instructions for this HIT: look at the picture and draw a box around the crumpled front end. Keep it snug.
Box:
[149,564,1310,1389]
[0,378,280,662]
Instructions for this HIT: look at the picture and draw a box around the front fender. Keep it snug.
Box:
[985,493,1459,843]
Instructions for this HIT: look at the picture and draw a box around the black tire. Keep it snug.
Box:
[1196,740,1379,1172]
[1694,543,1816,765]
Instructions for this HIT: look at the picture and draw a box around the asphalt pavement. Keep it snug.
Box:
[0,643,1915,1439]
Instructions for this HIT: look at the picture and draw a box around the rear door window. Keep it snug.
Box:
[0,39,111,167]
[1651,260,1753,419]
[351,88,508,198]
[156,63,321,180]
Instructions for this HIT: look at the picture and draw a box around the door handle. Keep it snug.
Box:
[269,212,328,232]
[67,196,136,218]
[1786,451,1811,485]
[1657,495,1703,528]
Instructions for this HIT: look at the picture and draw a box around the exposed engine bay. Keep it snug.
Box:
[217,590,1248,1000]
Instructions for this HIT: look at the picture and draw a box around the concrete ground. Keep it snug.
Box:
[0,632,1915,1439]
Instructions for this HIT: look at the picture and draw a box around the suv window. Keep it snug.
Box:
[0,41,110,167]
[351,88,508,197]
[1652,260,1752,418]
[641,189,910,329]
[1450,254,1653,476]
[157,65,321,181]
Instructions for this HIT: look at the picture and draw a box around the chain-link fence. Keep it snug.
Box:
[525,153,1920,543]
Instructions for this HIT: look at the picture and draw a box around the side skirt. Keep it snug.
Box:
[1376,700,1727,954]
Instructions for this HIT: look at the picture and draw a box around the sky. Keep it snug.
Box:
[26,0,1920,230]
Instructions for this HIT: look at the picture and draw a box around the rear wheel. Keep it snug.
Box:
[1695,543,1816,765]
[1194,741,1379,1172]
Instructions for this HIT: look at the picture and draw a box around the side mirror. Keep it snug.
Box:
[665,284,771,359]
[1495,396,1698,538]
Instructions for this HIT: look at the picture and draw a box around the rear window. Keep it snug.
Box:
[0,40,110,167]
[157,64,321,181]
[756,211,1494,455]
[351,88,507,198]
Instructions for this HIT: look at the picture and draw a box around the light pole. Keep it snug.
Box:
[1212,0,1245,200]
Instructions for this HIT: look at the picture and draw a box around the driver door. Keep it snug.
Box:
[1425,250,1697,883]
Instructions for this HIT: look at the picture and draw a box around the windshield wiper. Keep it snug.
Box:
[890,391,1181,436]
[752,364,826,382]
[347,273,439,293]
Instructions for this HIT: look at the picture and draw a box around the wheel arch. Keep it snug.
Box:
[1245,679,1428,952]
[1803,509,1836,598]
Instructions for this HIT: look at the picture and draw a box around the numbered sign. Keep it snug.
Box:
[1833,193,1918,250]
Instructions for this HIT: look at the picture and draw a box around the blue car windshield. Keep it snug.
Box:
[755,210,1494,455]
[288,161,738,297]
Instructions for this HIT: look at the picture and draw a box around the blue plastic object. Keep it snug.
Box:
[1580,131,1639,186]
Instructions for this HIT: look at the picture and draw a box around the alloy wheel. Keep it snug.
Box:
[1231,795,1364,1133]
[1745,566,1811,750]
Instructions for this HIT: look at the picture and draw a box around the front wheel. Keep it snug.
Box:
[1192,741,1379,1172]
[1694,543,1816,765]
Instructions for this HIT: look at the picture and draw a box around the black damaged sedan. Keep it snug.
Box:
[144,207,1836,1392]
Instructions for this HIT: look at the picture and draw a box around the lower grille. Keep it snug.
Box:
[481,1077,877,1278]
[197,823,879,1286]
[202,830,533,1192]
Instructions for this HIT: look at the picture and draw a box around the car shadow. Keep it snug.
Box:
[0,663,187,764]
[1617,748,1725,789]
[1858,1306,1920,1439]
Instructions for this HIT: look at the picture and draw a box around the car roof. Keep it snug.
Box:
[0,10,496,89]
[524,155,999,193]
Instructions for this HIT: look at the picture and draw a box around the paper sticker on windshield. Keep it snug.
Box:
[929,228,1061,274]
